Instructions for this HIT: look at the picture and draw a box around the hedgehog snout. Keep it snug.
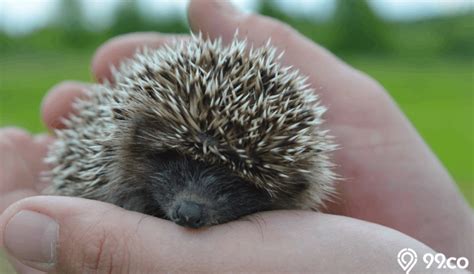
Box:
[171,200,206,228]
[167,192,216,228]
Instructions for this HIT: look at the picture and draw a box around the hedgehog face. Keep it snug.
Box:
[114,116,310,228]
[124,149,274,228]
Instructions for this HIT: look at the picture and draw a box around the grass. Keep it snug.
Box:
[0,51,94,132]
[0,51,473,272]
[0,251,13,273]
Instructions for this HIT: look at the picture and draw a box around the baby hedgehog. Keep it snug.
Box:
[45,34,337,228]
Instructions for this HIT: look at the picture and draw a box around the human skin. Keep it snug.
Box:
[1,0,473,273]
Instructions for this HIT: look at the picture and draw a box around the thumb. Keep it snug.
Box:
[0,196,184,273]
[1,196,437,273]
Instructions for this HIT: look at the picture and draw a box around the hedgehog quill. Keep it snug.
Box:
[45,35,337,228]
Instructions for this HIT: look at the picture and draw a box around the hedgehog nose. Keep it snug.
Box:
[173,201,204,228]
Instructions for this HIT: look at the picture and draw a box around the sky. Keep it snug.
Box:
[0,0,472,35]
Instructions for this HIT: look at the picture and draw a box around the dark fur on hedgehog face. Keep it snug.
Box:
[113,118,286,228]
[141,150,274,227]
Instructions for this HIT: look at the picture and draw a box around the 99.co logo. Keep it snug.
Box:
[397,248,469,274]
[423,252,469,270]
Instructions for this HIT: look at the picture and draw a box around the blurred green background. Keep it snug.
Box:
[0,0,473,271]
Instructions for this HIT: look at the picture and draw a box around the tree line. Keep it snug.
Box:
[1,0,472,58]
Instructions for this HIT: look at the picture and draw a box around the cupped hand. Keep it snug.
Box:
[1,0,472,273]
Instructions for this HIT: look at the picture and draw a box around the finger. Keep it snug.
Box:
[41,81,88,130]
[0,130,46,273]
[0,196,172,273]
[92,32,188,83]
[0,127,32,146]
[0,129,36,194]
[0,196,435,273]
[0,129,52,178]
[31,134,55,192]
[0,190,38,214]
[7,255,45,274]
[31,134,54,174]
[188,0,349,88]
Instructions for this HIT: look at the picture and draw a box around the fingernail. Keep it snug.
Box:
[4,210,58,265]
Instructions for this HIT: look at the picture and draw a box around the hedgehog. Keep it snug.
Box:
[45,34,337,228]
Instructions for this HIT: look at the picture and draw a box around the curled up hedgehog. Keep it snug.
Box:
[45,34,337,228]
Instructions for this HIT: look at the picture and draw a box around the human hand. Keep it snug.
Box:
[1,0,472,273]
[0,130,437,273]
[0,131,438,274]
